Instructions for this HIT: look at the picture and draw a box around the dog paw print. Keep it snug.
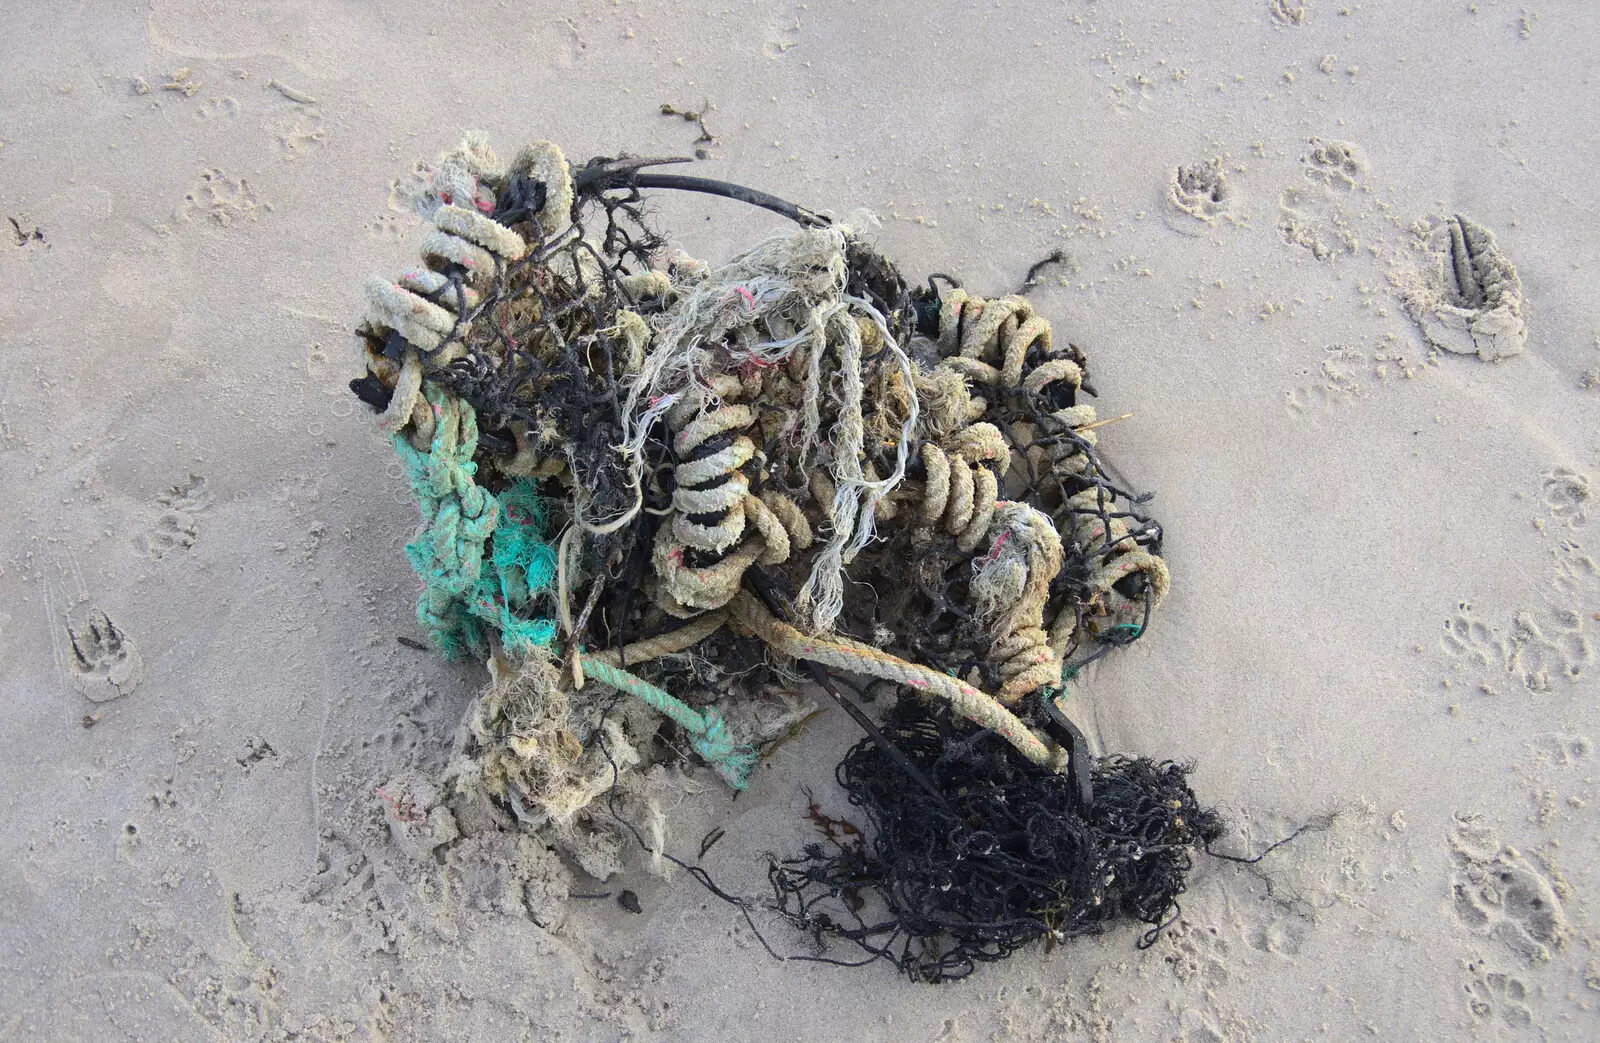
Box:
[141,475,210,559]
[1549,539,1599,597]
[193,96,240,121]
[64,604,144,702]
[1269,0,1308,27]
[1302,138,1365,191]
[1277,187,1359,261]
[1164,919,1231,988]
[1448,814,1569,963]
[1507,609,1591,689]
[1246,912,1310,956]
[367,214,410,242]
[1463,959,1533,1028]
[1165,157,1234,235]
[178,169,261,227]
[1441,603,1505,668]
[143,512,197,559]
[1540,467,1590,528]
[276,108,325,158]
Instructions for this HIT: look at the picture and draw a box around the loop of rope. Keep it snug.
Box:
[724,592,1065,771]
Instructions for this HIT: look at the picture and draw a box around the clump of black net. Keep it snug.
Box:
[767,696,1224,982]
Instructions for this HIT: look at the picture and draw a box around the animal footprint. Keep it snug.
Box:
[1441,603,1505,668]
[1164,919,1231,988]
[143,512,197,559]
[142,475,210,559]
[1302,139,1365,191]
[1540,467,1590,528]
[276,108,325,158]
[1396,214,1527,362]
[193,96,240,121]
[1269,0,1308,27]
[1448,814,1569,963]
[1463,959,1533,1028]
[1247,912,1310,955]
[1549,539,1598,597]
[1278,187,1358,261]
[368,215,410,242]
[1507,609,1591,689]
[65,604,144,702]
[1164,158,1233,235]
[178,169,260,226]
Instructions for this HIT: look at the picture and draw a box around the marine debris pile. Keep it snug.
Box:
[349,134,1219,980]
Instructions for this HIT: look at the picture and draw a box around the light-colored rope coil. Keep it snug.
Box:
[651,376,812,617]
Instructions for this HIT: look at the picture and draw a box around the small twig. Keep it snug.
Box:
[1078,411,1135,432]
[396,635,429,651]
[699,826,727,859]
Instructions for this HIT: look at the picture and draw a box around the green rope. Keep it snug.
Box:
[466,480,558,657]
[393,387,750,788]
[394,386,557,659]
[394,385,498,659]
[580,656,757,790]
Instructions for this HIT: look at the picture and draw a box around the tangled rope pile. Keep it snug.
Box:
[349,133,1206,979]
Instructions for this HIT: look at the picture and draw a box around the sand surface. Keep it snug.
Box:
[4,1,1600,1039]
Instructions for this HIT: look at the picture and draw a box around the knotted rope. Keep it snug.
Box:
[393,383,500,660]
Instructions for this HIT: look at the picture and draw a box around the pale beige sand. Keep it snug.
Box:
[3,1,1599,1039]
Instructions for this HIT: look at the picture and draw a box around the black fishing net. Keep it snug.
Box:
[766,696,1223,982]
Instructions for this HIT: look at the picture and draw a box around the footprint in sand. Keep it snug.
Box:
[1268,0,1309,27]
[64,604,144,702]
[1301,139,1365,191]
[141,474,210,559]
[1164,157,1235,236]
[1246,912,1310,956]
[1278,139,1367,261]
[177,169,261,227]
[192,96,239,121]
[275,108,325,158]
[367,214,411,243]
[1463,958,1534,1028]
[1440,602,1506,669]
[1164,919,1231,988]
[1506,609,1591,690]
[1442,602,1590,691]
[1540,467,1590,529]
[1447,813,1569,963]
[1396,214,1527,362]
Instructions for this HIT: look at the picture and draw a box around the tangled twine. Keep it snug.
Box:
[769,696,1223,982]
[349,133,1206,976]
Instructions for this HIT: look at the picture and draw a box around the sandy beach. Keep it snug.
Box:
[3,1,1598,1038]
